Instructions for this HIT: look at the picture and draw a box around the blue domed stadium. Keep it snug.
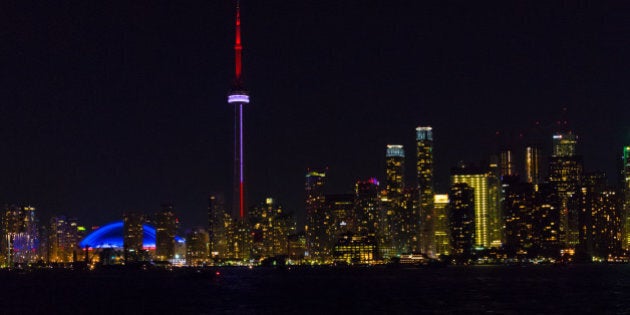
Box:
[79,221,184,249]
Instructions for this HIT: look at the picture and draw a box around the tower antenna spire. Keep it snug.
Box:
[228,0,250,222]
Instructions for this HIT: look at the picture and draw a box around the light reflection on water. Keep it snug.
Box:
[2,264,630,313]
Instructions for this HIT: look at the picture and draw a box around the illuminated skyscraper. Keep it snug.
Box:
[155,204,178,261]
[622,146,630,250]
[250,198,295,259]
[524,145,542,185]
[186,227,210,266]
[502,179,535,255]
[305,169,328,261]
[208,193,231,259]
[324,194,355,237]
[355,178,381,237]
[449,184,475,260]
[451,165,502,248]
[433,194,451,257]
[48,216,81,263]
[2,205,39,265]
[227,1,251,221]
[416,126,435,256]
[383,145,405,257]
[123,212,145,262]
[548,131,583,247]
[499,148,517,178]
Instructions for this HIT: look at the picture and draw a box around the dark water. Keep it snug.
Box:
[1,265,630,314]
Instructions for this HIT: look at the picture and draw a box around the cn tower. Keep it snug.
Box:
[227,0,249,220]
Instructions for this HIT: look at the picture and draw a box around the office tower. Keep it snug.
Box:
[383,145,405,257]
[401,187,421,253]
[530,183,561,256]
[250,198,295,259]
[2,205,39,265]
[208,194,232,259]
[229,219,251,261]
[502,178,535,255]
[287,232,307,262]
[123,212,145,262]
[548,131,583,248]
[622,146,630,250]
[227,1,251,220]
[524,145,542,185]
[324,194,355,237]
[449,183,475,260]
[355,178,381,238]
[48,216,80,263]
[416,126,435,256]
[451,164,502,248]
[499,148,517,178]
[577,173,622,258]
[186,227,210,266]
[433,194,451,257]
[305,169,328,261]
[155,203,178,261]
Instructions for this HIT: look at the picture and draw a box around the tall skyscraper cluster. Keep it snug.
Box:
[302,125,629,264]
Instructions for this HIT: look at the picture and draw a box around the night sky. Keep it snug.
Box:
[4,1,629,229]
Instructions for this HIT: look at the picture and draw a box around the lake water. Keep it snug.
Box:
[1,264,629,314]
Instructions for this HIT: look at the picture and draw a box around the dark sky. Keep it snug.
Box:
[3,1,629,229]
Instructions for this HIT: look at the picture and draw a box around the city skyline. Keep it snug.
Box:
[3,1,629,229]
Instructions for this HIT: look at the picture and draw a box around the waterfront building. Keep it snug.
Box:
[48,216,81,263]
[155,203,178,261]
[332,233,378,265]
[250,198,295,259]
[622,146,630,251]
[433,194,451,257]
[355,178,381,238]
[382,144,405,258]
[502,178,535,255]
[451,164,502,248]
[305,169,328,261]
[123,212,145,262]
[208,193,232,259]
[416,126,435,256]
[548,132,583,248]
[449,184,475,260]
[2,205,39,265]
[186,227,210,266]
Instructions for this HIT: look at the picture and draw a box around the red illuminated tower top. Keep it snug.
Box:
[228,0,249,102]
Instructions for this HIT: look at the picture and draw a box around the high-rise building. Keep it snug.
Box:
[399,187,421,254]
[48,216,80,263]
[155,203,178,261]
[524,145,542,185]
[2,205,39,266]
[208,194,231,259]
[305,169,328,261]
[449,184,475,260]
[502,179,535,255]
[531,183,561,256]
[123,212,145,262]
[383,145,405,257]
[186,227,209,266]
[548,132,583,248]
[227,0,251,221]
[416,126,435,256]
[433,194,451,257]
[324,194,355,237]
[499,148,517,178]
[451,164,502,248]
[250,198,295,259]
[622,146,630,250]
[355,178,381,238]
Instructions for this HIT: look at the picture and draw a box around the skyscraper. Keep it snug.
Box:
[305,169,328,261]
[208,193,231,259]
[416,126,435,256]
[227,1,251,221]
[622,146,630,250]
[548,131,583,248]
[383,145,405,257]
[155,203,178,261]
[250,198,295,259]
[186,227,210,266]
[449,183,475,261]
[48,216,80,263]
[499,148,517,178]
[524,145,542,185]
[123,212,145,262]
[433,194,451,257]
[2,205,39,265]
[451,164,502,248]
